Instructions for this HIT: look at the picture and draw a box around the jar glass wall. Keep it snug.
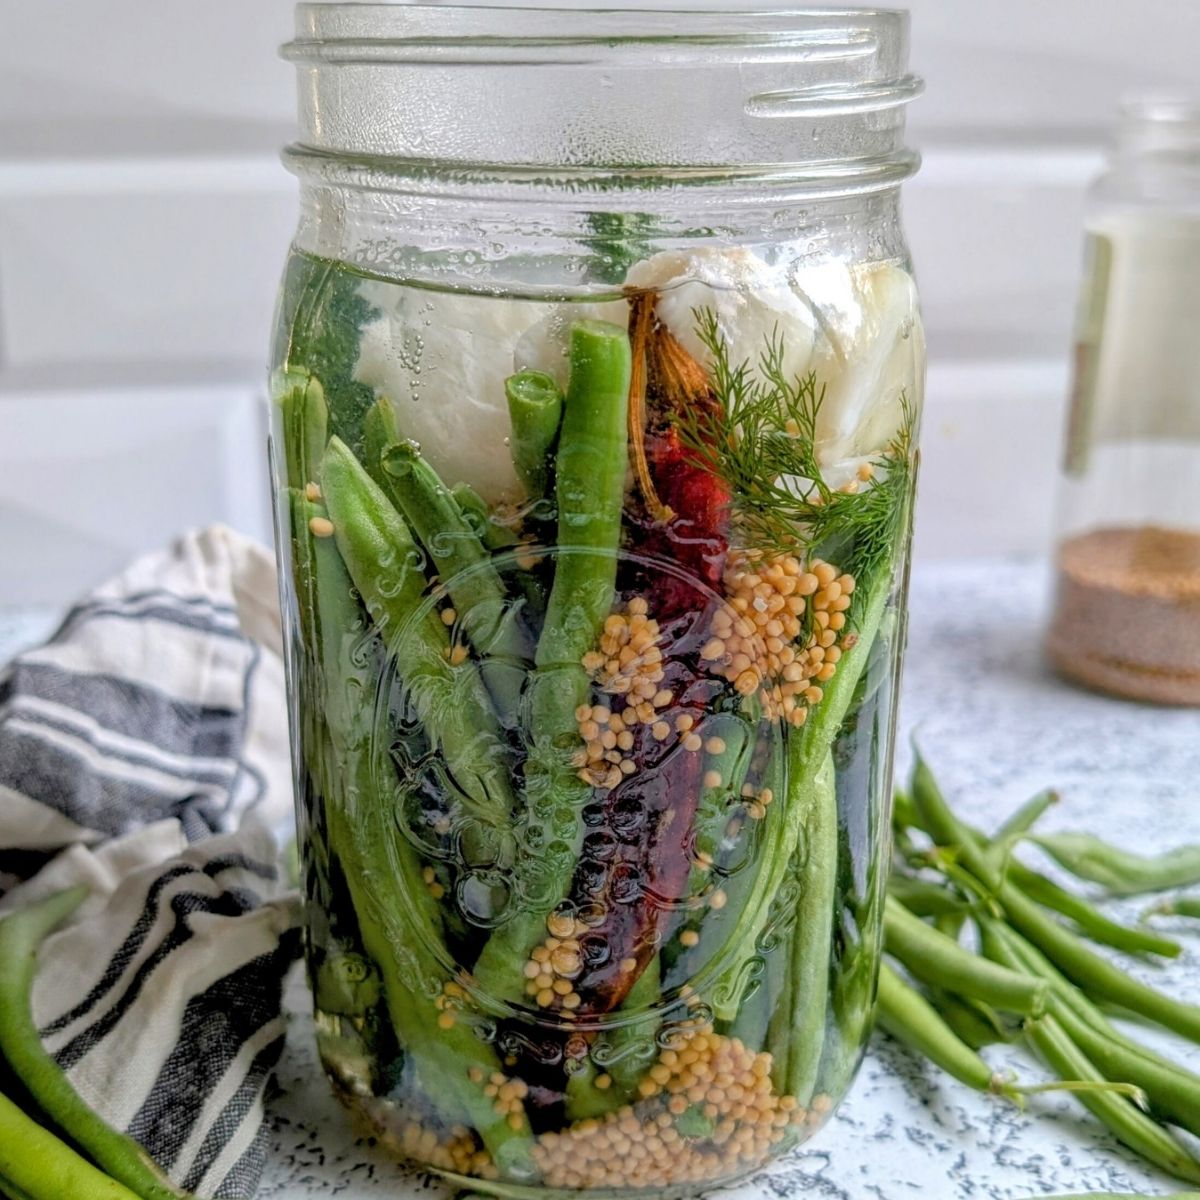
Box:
[1048,98,1200,704]
[269,5,924,1193]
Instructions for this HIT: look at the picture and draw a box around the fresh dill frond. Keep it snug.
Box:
[675,307,915,587]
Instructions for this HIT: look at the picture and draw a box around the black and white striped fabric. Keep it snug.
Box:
[0,527,301,1200]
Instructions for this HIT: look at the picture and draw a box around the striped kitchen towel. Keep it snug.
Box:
[0,527,301,1199]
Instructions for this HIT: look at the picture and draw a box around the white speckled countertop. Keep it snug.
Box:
[4,562,1199,1200]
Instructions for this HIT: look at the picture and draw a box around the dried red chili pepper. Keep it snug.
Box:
[568,291,731,1013]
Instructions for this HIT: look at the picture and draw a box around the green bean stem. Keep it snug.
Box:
[884,898,1048,1016]
[505,369,565,499]
[1149,897,1200,920]
[1031,834,1200,898]
[0,1088,147,1200]
[911,757,1200,1046]
[319,436,514,828]
[875,964,1015,1099]
[0,889,185,1200]
[380,438,530,712]
[472,319,631,1005]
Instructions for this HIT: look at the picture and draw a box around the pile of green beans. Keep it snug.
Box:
[881,756,1200,1188]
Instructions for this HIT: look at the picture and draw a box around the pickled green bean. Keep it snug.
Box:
[380,438,529,712]
[505,369,564,499]
[473,319,631,1005]
[274,368,328,490]
[319,436,514,827]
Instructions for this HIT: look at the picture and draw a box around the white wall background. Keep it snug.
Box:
[3,2,1198,603]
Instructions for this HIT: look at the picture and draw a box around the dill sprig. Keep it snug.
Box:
[675,308,915,585]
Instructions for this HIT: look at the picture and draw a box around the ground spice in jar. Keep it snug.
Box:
[1046,525,1200,705]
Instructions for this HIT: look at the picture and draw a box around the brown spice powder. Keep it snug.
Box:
[1046,525,1200,705]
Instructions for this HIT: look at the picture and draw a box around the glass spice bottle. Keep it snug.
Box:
[1047,98,1200,705]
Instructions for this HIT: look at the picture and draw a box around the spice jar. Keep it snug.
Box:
[271,4,924,1193]
[1048,98,1200,705]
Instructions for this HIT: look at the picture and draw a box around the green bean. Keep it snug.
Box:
[711,573,895,1025]
[988,921,1200,1141]
[911,757,1200,1046]
[472,319,630,1006]
[886,878,968,919]
[981,925,1200,1185]
[1148,896,1200,920]
[1032,834,1200,897]
[319,436,513,827]
[0,1088,148,1200]
[505,369,564,499]
[451,483,516,549]
[903,779,1180,957]
[274,367,329,490]
[0,889,185,1200]
[565,958,662,1121]
[884,897,1047,1016]
[778,751,839,1102]
[992,789,1059,844]
[1022,1011,1200,1185]
[295,496,535,1176]
[875,964,1014,1099]
[361,395,400,488]
[380,438,530,713]
[927,989,1012,1050]
[1006,860,1181,958]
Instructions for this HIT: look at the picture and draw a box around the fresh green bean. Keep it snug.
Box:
[886,877,969,919]
[1020,1010,1200,1185]
[319,436,513,828]
[0,1088,148,1200]
[472,319,630,1006]
[505,369,564,499]
[1148,897,1200,920]
[1031,834,1200,897]
[911,757,1200,1046]
[0,889,185,1200]
[380,438,530,712]
[901,779,1180,957]
[991,789,1059,845]
[295,495,535,1176]
[1006,860,1181,958]
[927,989,1012,1050]
[988,921,1200,1141]
[274,368,329,490]
[875,964,1014,1099]
[884,897,1047,1016]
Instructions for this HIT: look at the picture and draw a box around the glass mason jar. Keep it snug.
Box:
[1047,98,1200,705]
[269,4,924,1193]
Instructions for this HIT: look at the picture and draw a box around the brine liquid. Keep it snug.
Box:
[273,248,916,1195]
